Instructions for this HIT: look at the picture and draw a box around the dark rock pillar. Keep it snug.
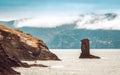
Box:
[79,39,100,59]
[81,39,90,56]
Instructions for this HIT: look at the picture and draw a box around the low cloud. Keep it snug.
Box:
[14,16,79,28]
[76,13,120,30]
[14,13,120,30]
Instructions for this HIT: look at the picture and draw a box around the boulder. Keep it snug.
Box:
[0,25,60,60]
[79,39,100,59]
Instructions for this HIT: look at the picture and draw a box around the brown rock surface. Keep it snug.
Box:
[0,25,60,75]
[0,42,48,75]
[0,44,20,75]
[0,25,59,60]
[79,39,100,59]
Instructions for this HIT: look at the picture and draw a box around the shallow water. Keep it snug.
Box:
[14,49,120,75]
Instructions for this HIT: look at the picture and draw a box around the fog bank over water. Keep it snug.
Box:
[13,13,120,30]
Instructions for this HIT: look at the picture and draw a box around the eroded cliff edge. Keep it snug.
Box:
[0,25,60,60]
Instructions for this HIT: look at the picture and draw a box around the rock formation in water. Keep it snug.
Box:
[0,25,59,60]
[79,39,100,58]
[0,43,23,75]
[0,25,60,75]
[0,42,48,75]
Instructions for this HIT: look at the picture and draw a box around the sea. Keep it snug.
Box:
[14,49,120,75]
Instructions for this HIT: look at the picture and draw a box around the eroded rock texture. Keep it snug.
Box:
[79,39,100,59]
[0,25,60,75]
[0,44,20,75]
[0,25,59,60]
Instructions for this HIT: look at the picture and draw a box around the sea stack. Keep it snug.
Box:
[79,39,100,58]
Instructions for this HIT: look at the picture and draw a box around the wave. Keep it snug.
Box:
[13,13,120,30]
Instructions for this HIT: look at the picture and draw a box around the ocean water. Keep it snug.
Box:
[14,49,120,75]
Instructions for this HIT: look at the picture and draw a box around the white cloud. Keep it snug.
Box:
[14,15,79,28]
[14,13,120,30]
[76,13,120,30]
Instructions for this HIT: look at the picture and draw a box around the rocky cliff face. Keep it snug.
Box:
[0,44,21,75]
[0,25,59,60]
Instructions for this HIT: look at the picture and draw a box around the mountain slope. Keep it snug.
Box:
[0,13,120,49]
[11,25,120,49]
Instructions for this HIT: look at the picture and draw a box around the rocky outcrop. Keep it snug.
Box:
[0,43,21,75]
[0,25,59,75]
[0,42,48,75]
[79,39,100,59]
[0,25,60,60]
[0,60,20,75]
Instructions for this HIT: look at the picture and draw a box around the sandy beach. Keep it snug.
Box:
[14,49,120,75]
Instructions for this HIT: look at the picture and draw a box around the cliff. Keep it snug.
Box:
[0,25,59,60]
[0,41,48,75]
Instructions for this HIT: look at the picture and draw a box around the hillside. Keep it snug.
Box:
[0,13,120,49]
